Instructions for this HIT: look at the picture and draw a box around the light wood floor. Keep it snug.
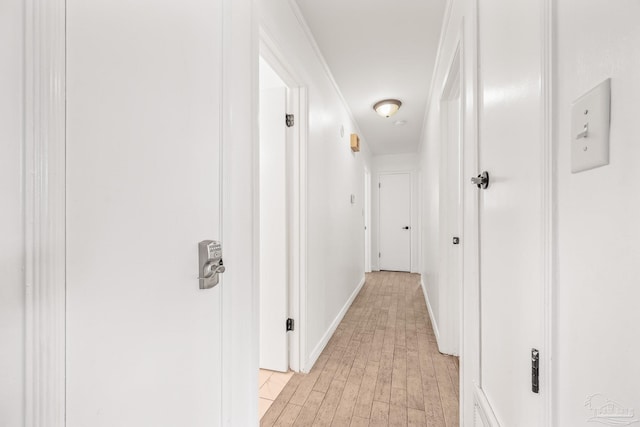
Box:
[261,271,459,427]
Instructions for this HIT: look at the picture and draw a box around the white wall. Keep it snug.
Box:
[0,0,25,424]
[555,1,640,424]
[418,0,466,353]
[260,0,373,370]
[371,154,420,273]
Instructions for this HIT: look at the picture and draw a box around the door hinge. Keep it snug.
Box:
[378,182,381,188]
[286,318,294,332]
[531,348,539,393]
[378,252,381,258]
[286,114,294,127]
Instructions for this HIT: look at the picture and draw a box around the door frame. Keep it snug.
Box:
[364,167,372,273]
[25,0,259,424]
[377,171,413,272]
[258,27,308,373]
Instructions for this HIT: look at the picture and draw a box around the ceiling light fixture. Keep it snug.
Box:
[373,99,402,118]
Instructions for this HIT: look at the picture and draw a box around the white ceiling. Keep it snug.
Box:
[295,0,446,155]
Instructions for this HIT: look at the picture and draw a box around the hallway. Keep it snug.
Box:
[261,272,459,427]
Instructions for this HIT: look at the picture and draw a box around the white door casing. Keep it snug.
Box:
[364,168,372,273]
[379,173,411,272]
[259,86,289,372]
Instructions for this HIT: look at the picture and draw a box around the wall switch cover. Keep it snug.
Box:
[571,78,611,173]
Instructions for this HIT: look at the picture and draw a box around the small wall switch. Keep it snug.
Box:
[571,78,611,173]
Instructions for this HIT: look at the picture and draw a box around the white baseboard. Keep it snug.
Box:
[474,384,501,427]
[421,278,441,346]
[304,276,366,372]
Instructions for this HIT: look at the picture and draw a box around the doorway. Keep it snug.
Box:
[258,57,289,374]
[438,47,463,356]
[364,167,372,273]
[378,172,412,272]
[257,35,307,418]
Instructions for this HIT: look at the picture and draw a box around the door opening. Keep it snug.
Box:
[258,57,289,373]
[439,48,463,356]
[257,36,308,418]
[364,167,372,273]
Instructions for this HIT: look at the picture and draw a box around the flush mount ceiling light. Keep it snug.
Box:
[373,99,402,118]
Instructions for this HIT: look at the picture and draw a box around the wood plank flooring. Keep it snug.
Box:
[261,271,459,427]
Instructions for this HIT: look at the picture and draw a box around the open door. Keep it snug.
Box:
[259,83,289,372]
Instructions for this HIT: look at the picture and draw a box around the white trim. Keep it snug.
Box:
[540,0,554,423]
[24,0,66,425]
[474,384,502,427]
[220,0,258,424]
[420,279,441,346]
[364,167,372,273]
[305,276,365,373]
[461,4,482,426]
[259,28,303,88]
[298,87,309,376]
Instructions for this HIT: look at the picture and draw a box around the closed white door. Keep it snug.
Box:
[475,0,546,424]
[259,86,289,372]
[379,173,411,272]
[364,168,372,273]
[66,1,223,425]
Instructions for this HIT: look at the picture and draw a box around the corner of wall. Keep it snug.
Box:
[304,275,365,373]
[421,277,441,347]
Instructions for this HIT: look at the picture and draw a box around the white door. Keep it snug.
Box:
[474,0,546,424]
[379,173,411,272]
[259,86,289,372]
[364,168,372,273]
[441,77,462,356]
[66,1,223,425]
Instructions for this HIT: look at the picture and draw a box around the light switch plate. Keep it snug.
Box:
[571,78,611,173]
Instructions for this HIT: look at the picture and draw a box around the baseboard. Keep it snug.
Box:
[421,278,441,347]
[304,276,366,372]
[474,384,501,427]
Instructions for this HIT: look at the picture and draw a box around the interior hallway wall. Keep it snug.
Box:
[418,0,468,361]
[555,1,640,424]
[0,0,25,424]
[370,154,420,273]
[259,0,373,370]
